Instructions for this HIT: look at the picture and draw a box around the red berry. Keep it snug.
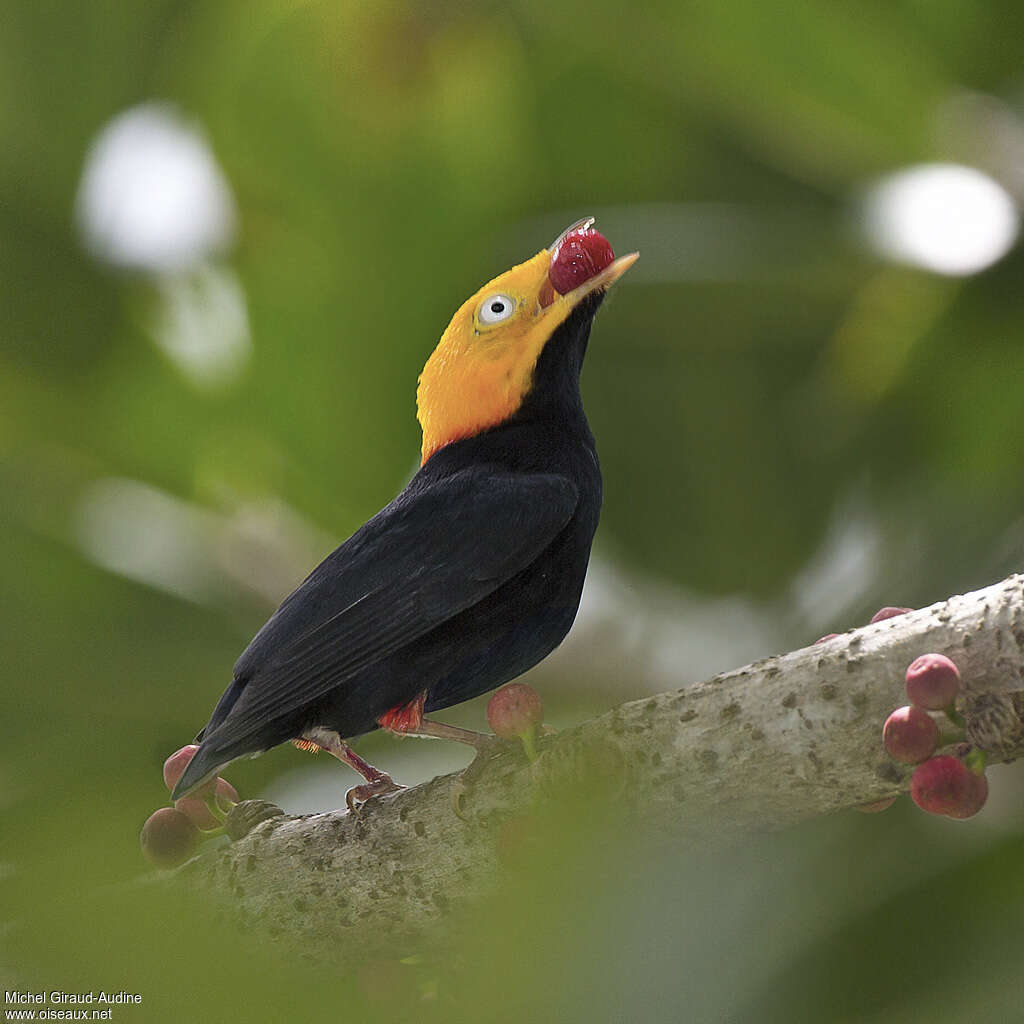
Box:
[140,807,200,868]
[548,229,615,295]
[883,706,940,764]
[487,683,544,741]
[910,756,972,815]
[905,654,960,710]
[162,745,200,791]
[856,797,897,813]
[869,606,912,623]
[174,795,219,831]
[174,777,239,830]
[945,771,988,819]
[215,777,239,812]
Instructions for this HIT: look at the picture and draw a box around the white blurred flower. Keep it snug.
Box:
[75,103,236,272]
[863,163,1019,276]
[150,264,251,389]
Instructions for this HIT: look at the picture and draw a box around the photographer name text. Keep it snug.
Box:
[5,994,140,1007]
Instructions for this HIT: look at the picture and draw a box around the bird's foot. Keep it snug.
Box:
[450,735,514,819]
[304,730,405,813]
[346,773,404,814]
[450,777,473,821]
[224,799,286,840]
[464,732,507,775]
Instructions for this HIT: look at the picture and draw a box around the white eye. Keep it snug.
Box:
[477,293,516,325]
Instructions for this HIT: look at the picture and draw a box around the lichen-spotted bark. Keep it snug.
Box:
[178,574,1024,953]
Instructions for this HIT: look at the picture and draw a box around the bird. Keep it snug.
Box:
[171,219,637,810]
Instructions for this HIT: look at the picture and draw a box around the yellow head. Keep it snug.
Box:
[417,231,637,463]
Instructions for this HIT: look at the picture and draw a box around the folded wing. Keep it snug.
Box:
[199,469,579,758]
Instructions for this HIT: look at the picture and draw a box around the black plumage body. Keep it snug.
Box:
[171,295,604,798]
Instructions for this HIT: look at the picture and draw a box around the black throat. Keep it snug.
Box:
[516,292,603,425]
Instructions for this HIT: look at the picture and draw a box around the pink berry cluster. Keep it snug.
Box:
[882,654,988,819]
[139,746,240,869]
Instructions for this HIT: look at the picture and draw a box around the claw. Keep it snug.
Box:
[301,730,405,812]
[469,733,506,761]
[447,737,511,822]
[450,778,472,821]
[345,774,404,814]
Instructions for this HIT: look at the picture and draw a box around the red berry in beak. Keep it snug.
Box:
[548,228,615,296]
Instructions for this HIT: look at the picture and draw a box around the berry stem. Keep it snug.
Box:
[520,729,539,763]
[944,707,966,729]
[204,794,228,824]
[938,728,965,747]
[964,748,987,776]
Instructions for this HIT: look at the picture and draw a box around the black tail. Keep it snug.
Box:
[204,677,247,736]
[170,741,231,800]
[171,677,248,800]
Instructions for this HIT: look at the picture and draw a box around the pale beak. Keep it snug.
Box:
[576,251,637,293]
[554,251,639,310]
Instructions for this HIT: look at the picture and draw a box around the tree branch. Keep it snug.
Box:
[181,574,1024,948]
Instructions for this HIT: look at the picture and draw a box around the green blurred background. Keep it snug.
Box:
[4,0,1024,1019]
